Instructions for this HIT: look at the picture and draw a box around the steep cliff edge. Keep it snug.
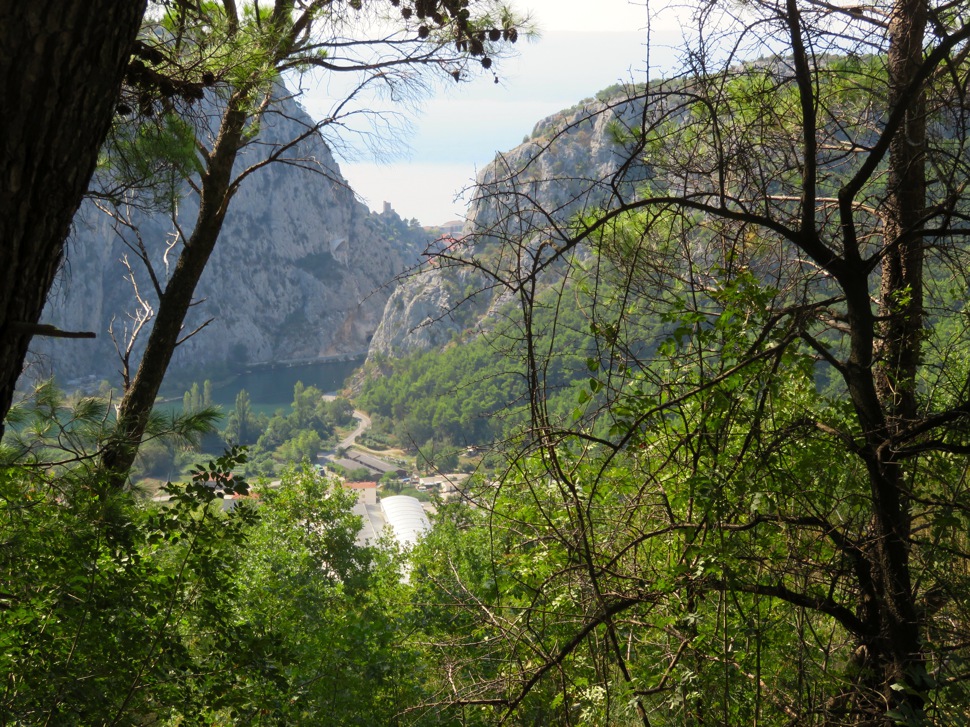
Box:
[34,92,425,385]
[367,87,644,360]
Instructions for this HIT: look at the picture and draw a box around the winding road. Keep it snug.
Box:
[339,409,371,450]
[321,400,397,475]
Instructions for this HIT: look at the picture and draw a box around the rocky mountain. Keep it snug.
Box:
[33,91,425,386]
[367,86,644,360]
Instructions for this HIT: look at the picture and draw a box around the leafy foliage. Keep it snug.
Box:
[0,417,423,725]
[0,448,257,724]
[357,280,650,450]
[395,9,970,722]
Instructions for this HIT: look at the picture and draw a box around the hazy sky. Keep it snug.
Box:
[299,1,685,225]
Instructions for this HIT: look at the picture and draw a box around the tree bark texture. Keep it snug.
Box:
[0,0,147,436]
[880,0,928,429]
[871,0,927,711]
[835,0,928,714]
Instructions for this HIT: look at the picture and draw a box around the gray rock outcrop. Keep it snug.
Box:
[367,89,644,360]
[33,90,425,385]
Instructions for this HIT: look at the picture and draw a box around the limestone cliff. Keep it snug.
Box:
[367,87,644,360]
[367,263,511,358]
[34,92,424,385]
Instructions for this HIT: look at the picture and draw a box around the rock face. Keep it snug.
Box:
[35,91,424,385]
[367,270,464,357]
[367,89,643,360]
[367,263,509,358]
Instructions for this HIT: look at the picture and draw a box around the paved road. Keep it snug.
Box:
[339,410,371,450]
[321,395,371,450]
[319,403,396,475]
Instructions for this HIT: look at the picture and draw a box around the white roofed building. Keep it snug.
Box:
[352,494,431,550]
[379,495,431,549]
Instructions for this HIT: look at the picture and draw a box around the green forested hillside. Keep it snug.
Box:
[357,275,669,451]
[359,335,527,448]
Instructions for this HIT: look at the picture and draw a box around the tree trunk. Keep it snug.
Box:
[99,102,248,488]
[879,0,927,429]
[861,0,928,716]
[0,0,147,436]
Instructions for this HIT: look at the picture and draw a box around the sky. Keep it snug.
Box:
[296,1,686,226]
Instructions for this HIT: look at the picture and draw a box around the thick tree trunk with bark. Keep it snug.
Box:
[0,0,147,437]
[880,0,927,429]
[872,0,927,713]
[840,0,928,716]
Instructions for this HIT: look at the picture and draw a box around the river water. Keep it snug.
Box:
[168,357,364,415]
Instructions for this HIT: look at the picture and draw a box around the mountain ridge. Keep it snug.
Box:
[366,85,642,361]
[32,90,426,387]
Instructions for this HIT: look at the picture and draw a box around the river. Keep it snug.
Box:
[164,357,365,415]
